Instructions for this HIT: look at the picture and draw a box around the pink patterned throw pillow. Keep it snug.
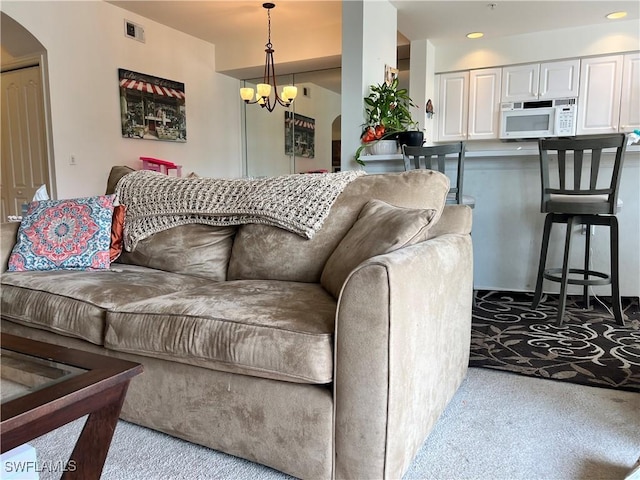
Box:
[8,195,116,271]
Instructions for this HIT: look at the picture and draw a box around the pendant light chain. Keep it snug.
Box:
[266,6,272,49]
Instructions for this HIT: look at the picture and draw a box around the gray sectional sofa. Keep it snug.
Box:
[0,168,473,479]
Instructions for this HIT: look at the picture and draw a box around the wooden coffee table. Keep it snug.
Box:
[1,333,143,479]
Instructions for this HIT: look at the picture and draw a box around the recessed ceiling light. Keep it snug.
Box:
[606,11,627,20]
[466,32,484,39]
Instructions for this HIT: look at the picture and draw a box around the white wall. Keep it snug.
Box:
[1,1,243,200]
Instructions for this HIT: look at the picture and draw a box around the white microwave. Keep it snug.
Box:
[499,98,577,139]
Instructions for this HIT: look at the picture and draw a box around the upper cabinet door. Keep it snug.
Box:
[619,52,640,133]
[576,55,623,136]
[539,59,580,99]
[501,64,539,102]
[468,68,501,140]
[434,71,469,142]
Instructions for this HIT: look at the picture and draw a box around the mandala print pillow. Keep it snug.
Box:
[8,195,116,271]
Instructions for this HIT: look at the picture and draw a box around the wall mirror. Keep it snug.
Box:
[241,57,411,178]
[242,67,341,178]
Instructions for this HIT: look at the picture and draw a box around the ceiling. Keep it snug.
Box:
[108,0,639,90]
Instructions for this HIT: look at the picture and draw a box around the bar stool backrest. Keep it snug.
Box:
[402,142,466,205]
[538,134,627,215]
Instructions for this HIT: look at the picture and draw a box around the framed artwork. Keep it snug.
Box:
[285,112,315,158]
[119,68,186,142]
[385,65,399,85]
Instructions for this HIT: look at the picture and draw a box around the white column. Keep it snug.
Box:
[408,39,436,144]
[341,0,398,170]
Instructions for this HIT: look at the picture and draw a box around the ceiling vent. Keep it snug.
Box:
[124,20,145,43]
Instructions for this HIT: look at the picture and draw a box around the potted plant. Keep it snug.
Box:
[355,78,423,165]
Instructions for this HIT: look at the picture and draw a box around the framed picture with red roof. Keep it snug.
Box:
[119,68,186,142]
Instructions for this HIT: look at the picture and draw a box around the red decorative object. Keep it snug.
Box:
[140,156,182,177]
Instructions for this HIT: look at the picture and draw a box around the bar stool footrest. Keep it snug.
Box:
[543,267,611,286]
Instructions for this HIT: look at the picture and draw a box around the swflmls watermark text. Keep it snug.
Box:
[3,460,77,473]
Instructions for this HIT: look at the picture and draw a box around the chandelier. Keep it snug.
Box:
[239,2,297,112]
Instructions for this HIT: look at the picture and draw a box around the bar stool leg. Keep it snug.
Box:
[556,216,577,325]
[532,213,554,309]
[583,222,592,310]
[609,216,625,326]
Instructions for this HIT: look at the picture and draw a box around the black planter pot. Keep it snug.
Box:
[397,131,424,147]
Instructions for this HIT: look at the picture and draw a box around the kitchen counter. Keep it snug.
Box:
[359,141,640,163]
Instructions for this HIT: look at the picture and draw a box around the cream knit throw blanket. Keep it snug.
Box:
[115,169,365,251]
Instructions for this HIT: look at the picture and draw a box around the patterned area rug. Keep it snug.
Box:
[470,291,640,392]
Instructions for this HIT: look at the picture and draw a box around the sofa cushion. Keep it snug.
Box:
[105,165,135,195]
[8,195,115,272]
[228,170,449,283]
[0,265,210,345]
[1,222,20,274]
[105,280,337,384]
[321,199,438,298]
[110,205,126,262]
[117,224,237,281]
[427,204,473,239]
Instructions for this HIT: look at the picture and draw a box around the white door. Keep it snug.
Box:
[435,71,468,142]
[468,68,501,140]
[539,59,580,99]
[619,52,640,133]
[1,65,50,218]
[501,63,539,102]
[576,54,623,136]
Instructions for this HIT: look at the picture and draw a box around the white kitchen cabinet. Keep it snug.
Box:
[539,59,581,99]
[576,54,623,136]
[619,52,640,133]
[501,63,539,102]
[434,71,468,142]
[468,68,501,140]
[502,59,580,102]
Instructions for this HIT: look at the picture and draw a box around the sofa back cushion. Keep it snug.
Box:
[106,165,135,195]
[228,170,449,283]
[118,224,236,281]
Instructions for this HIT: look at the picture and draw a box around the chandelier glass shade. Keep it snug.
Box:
[240,3,297,112]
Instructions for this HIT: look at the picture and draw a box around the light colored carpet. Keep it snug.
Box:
[29,368,640,480]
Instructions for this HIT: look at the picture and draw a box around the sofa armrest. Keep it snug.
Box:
[1,223,19,273]
[427,204,472,239]
[333,233,473,479]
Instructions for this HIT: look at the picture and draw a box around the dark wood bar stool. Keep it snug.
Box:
[401,142,475,208]
[531,134,628,326]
